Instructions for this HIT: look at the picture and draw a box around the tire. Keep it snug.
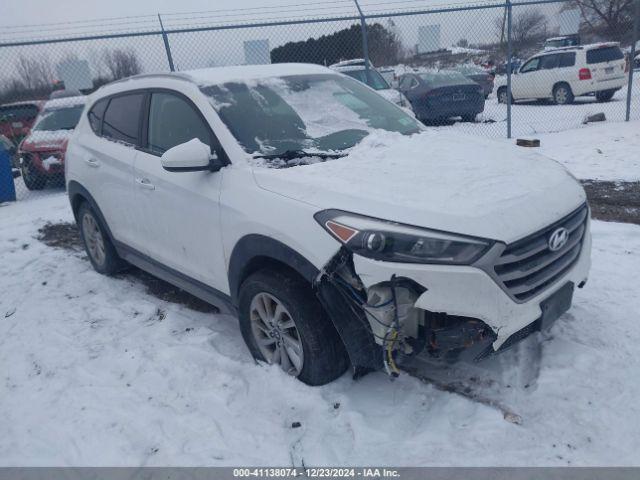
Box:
[595,90,615,102]
[77,202,126,275]
[553,83,574,105]
[20,159,46,190]
[461,114,477,122]
[497,87,509,104]
[238,269,349,386]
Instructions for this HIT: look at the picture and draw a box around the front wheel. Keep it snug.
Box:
[553,84,574,105]
[238,269,349,386]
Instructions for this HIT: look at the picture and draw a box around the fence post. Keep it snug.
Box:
[506,0,513,139]
[626,0,639,121]
[353,0,371,74]
[158,13,175,72]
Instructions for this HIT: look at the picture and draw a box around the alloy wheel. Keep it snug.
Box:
[249,292,304,376]
[82,214,106,266]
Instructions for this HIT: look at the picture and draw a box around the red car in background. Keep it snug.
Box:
[18,96,86,190]
[0,100,44,154]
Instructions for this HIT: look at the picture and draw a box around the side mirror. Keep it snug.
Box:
[161,138,223,172]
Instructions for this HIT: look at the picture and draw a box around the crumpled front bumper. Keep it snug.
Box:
[352,222,592,352]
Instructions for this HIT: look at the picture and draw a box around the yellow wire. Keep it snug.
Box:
[386,330,401,375]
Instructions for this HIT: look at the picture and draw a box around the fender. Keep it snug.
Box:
[229,235,382,375]
[228,234,320,305]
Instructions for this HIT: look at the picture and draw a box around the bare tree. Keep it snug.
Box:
[565,0,634,41]
[14,55,53,91]
[102,48,141,80]
[495,8,549,53]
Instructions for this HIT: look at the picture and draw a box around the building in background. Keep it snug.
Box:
[55,59,92,91]
[417,24,441,54]
[244,39,271,65]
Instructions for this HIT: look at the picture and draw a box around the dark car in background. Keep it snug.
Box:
[398,70,485,123]
[451,65,495,98]
[17,96,85,190]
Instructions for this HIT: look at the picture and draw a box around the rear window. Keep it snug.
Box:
[102,93,144,145]
[341,69,390,91]
[586,46,624,64]
[88,99,108,135]
[0,104,39,122]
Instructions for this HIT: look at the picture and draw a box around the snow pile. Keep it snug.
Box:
[1,193,640,466]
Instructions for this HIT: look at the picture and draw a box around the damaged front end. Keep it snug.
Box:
[314,248,496,378]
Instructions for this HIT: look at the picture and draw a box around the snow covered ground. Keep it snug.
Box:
[1,110,639,467]
[1,193,639,466]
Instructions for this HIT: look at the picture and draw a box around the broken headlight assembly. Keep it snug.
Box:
[314,209,493,265]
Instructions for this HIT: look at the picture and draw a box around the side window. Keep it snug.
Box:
[147,92,211,155]
[520,58,540,73]
[558,52,576,68]
[88,99,108,135]
[102,93,144,145]
[539,55,560,70]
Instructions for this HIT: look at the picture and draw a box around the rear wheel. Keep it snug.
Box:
[238,269,349,386]
[20,159,46,190]
[553,83,574,105]
[595,89,615,102]
[77,202,126,275]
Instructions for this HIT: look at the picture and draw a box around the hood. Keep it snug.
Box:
[20,129,72,151]
[252,130,586,244]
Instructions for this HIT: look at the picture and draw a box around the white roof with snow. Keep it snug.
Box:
[183,63,334,86]
[43,95,86,110]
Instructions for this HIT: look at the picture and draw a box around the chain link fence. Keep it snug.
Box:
[0,0,638,202]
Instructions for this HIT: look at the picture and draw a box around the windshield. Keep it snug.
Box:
[33,105,84,131]
[340,69,390,90]
[418,71,473,88]
[201,73,420,158]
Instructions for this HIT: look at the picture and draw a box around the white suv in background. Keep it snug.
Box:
[497,43,627,104]
[66,64,591,385]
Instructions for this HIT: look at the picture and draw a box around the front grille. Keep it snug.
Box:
[494,204,588,302]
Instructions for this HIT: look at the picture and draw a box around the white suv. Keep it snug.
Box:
[497,43,627,104]
[66,64,591,385]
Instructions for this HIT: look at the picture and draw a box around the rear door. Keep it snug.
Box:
[76,93,144,250]
[586,45,626,83]
[132,90,227,288]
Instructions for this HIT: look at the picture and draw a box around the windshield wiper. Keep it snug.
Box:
[254,149,345,161]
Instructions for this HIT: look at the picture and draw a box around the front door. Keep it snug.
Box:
[132,90,227,290]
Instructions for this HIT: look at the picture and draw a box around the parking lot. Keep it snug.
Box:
[1,117,639,466]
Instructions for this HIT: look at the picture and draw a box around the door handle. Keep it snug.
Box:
[135,177,155,190]
[85,157,100,168]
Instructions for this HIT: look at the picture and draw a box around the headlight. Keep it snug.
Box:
[315,210,493,265]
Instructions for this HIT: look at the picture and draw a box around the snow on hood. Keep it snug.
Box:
[252,130,586,243]
[22,129,72,149]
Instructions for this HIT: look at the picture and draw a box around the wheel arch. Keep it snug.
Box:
[228,234,320,306]
[67,180,116,244]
